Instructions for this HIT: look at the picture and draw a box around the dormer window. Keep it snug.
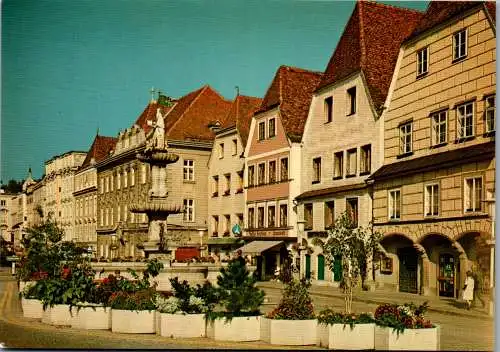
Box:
[453,29,467,61]
[417,47,429,77]
[268,118,276,138]
[258,121,266,141]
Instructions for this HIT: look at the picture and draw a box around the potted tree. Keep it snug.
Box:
[314,212,381,350]
[374,302,439,350]
[261,278,317,345]
[206,259,265,341]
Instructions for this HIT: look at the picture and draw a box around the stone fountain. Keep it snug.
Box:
[129,107,183,258]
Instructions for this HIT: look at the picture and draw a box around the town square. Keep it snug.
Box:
[0,0,496,350]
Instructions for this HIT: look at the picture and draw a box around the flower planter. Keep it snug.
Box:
[317,323,375,350]
[111,309,155,334]
[260,317,317,345]
[159,313,206,338]
[21,298,43,319]
[70,304,111,330]
[374,325,440,351]
[19,281,37,293]
[207,316,261,341]
[41,304,72,326]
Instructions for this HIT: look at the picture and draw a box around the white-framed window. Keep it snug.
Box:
[268,205,276,228]
[453,29,467,61]
[183,159,194,181]
[464,177,482,212]
[416,46,429,76]
[334,151,343,178]
[219,143,224,159]
[346,148,357,176]
[280,204,288,227]
[247,207,255,229]
[280,158,288,181]
[232,139,238,156]
[183,199,194,222]
[485,95,495,133]
[258,163,266,185]
[248,165,255,187]
[431,110,447,145]
[360,144,371,174]
[269,160,277,183]
[347,86,356,115]
[257,206,265,228]
[268,118,276,138]
[313,157,321,183]
[325,96,333,123]
[425,184,439,216]
[258,121,266,140]
[457,102,474,138]
[388,189,401,220]
[399,122,412,154]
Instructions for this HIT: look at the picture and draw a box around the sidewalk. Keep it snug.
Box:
[257,281,492,320]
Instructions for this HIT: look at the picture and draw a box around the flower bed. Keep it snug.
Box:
[261,317,316,345]
[70,303,111,330]
[111,309,156,333]
[21,298,43,319]
[41,304,72,326]
[207,316,261,341]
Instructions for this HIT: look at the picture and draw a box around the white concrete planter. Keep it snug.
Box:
[207,315,261,341]
[70,304,111,330]
[317,323,375,350]
[111,309,155,334]
[21,298,43,319]
[159,313,206,338]
[260,317,317,345]
[41,304,72,326]
[375,325,440,351]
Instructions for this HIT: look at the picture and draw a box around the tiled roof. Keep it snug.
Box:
[165,85,232,141]
[368,142,495,181]
[406,1,495,43]
[134,101,175,134]
[317,1,423,111]
[256,65,323,141]
[296,182,368,201]
[80,135,117,169]
[222,95,262,147]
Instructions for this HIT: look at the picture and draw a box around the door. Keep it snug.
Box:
[439,253,455,297]
[333,255,342,282]
[305,254,311,279]
[317,255,325,280]
[398,247,418,294]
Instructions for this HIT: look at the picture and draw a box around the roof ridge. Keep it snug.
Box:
[280,64,323,75]
[358,1,367,68]
[363,0,424,15]
[165,86,207,135]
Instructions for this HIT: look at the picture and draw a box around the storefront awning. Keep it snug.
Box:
[235,240,284,255]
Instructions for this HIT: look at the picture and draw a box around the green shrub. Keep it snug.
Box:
[266,278,314,320]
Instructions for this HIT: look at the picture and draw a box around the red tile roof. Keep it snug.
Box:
[256,65,323,141]
[165,85,232,141]
[80,135,117,169]
[221,95,262,146]
[317,1,423,111]
[406,1,495,43]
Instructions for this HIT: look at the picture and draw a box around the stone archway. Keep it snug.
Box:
[457,231,492,295]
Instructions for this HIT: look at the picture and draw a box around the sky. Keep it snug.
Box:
[1,0,429,183]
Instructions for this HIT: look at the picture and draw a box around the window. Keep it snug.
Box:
[334,151,344,179]
[224,173,231,195]
[183,199,194,221]
[232,139,238,155]
[257,206,265,228]
[360,144,371,174]
[465,177,482,212]
[324,201,335,229]
[219,143,224,159]
[258,121,265,140]
[425,184,439,216]
[212,176,219,197]
[236,213,244,226]
[399,122,413,154]
[346,148,357,176]
[183,160,194,181]
[236,171,244,193]
[417,47,429,77]
[212,215,219,236]
[388,190,401,220]
[346,198,358,228]
[313,157,321,184]
[304,203,313,230]
[248,208,255,229]
[224,215,231,235]
[248,165,255,187]
[269,160,276,183]
[117,173,121,189]
[431,111,447,145]
[347,87,356,115]
[485,95,495,133]
[268,205,276,228]
[453,29,467,61]
[325,96,333,123]
[280,204,288,227]
[268,118,276,138]
[258,163,266,185]
[457,102,474,138]
[280,158,289,181]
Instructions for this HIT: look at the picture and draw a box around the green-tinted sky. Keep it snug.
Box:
[1,0,428,182]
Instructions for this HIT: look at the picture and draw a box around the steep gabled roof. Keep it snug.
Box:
[317,1,423,111]
[165,85,232,142]
[80,135,117,170]
[221,95,262,146]
[256,65,323,141]
[134,101,175,134]
[406,1,495,43]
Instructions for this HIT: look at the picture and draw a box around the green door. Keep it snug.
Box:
[333,255,342,282]
[317,255,325,280]
[305,254,311,279]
